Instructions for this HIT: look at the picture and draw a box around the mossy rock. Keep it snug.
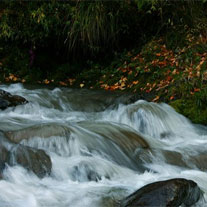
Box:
[11,145,52,178]
[170,99,207,125]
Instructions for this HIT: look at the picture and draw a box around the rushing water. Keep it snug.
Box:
[0,83,207,207]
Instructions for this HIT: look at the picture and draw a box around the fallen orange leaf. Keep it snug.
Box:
[59,81,67,86]
[170,96,174,100]
[43,79,50,84]
[194,88,200,92]
[152,96,160,102]
[128,71,133,75]
[132,80,139,85]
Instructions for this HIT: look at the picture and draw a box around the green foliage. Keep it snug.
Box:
[1,46,29,74]
[0,1,141,56]
[0,1,71,45]
[67,1,118,53]
[66,1,142,54]
[1,0,206,59]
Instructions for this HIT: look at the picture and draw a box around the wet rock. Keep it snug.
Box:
[71,162,103,182]
[162,150,188,168]
[120,178,201,207]
[10,145,52,178]
[0,144,10,179]
[0,97,10,110]
[189,153,207,171]
[0,89,10,96]
[162,150,207,171]
[160,131,173,139]
[99,196,119,207]
[78,121,151,172]
[4,123,70,143]
[0,89,28,110]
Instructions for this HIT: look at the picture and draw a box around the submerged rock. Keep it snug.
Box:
[162,150,188,168]
[162,150,207,171]
[0,97,10,110]
[189,153,207,171]
[77,121,151,172]
[120,178,201,207]
[0,89,28,110]
[0,144,10,179]
[71,162,103,182]
[10,145,52,178]
[0,133,52,179]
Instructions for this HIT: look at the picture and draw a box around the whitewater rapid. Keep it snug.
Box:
[0,83,207,207]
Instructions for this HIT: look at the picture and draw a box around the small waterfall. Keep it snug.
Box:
[0,83,207,207]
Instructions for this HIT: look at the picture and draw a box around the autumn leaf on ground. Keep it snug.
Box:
[170,96,174,100]
[158,60,167,67]
[167,76,172,81]
[68,78,76,85]
[13,76,18,81]
[43,79,50,84]
[8,74,15,80]
[156,53,161,56]
[59,81,67,86]
[128,70,133,75]
[8,74,19,81]
[80,83,84,88]
[121,77,127,82]
[194,88,200,92]
[152,96,160,102]
[132,80,139,85]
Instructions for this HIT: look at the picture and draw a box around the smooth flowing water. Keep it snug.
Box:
[0,83,207,207]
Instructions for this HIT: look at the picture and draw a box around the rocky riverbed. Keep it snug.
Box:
[0,84,206,207]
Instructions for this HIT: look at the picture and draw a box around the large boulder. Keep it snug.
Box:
[78,121,151,172]
[10,144,52,178]
[120,178,201,207]
[0,89,28,110]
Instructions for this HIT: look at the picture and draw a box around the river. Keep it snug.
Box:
[0,83,207,207]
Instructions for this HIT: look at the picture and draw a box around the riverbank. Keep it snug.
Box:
[1,35,207,125]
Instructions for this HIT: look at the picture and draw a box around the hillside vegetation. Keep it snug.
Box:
[0,0,207,124]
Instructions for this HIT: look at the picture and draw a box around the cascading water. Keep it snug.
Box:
[0,83,207,207]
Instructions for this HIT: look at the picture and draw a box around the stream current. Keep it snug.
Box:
[0,83,207,207]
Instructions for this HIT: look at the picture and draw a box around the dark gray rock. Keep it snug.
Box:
[0,97,10,110]
[10,145,52,178]
[0,89,28,110]
[0,89,10,96]
[120,178,202,207]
